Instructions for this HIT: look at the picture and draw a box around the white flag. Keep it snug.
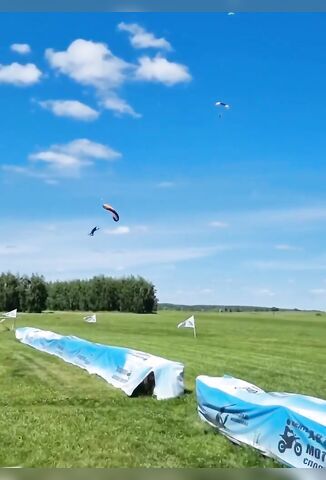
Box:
[2,309,17,318]
[83,314,96,323]
[177,315,195,329]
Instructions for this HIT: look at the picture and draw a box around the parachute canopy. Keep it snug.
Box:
[102,204,119,222]
[215,101,230,109]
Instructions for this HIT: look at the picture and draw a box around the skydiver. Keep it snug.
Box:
[89,226,100,236]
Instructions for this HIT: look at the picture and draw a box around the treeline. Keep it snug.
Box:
[47,276,157,313]
[159,303,286,312]
[0,273,158,313]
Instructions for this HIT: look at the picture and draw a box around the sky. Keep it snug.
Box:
[1,12,326,309]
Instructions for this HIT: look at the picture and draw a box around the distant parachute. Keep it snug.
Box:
[215,101,230,118]
[103,203,119,222]
[215,101,230,109]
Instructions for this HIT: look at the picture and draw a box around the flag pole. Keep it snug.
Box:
[193,318,197,339]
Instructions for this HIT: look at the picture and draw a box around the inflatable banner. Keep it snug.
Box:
[196,375,326,468]
[16,327,184,400]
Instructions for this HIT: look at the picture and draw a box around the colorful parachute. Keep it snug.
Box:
[103,204,119,222]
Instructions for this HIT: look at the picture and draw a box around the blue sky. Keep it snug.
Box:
[1,13,326,309]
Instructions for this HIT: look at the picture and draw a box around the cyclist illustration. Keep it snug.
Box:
[278,419,302,456]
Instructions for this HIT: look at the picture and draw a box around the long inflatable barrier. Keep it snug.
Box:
[16,327,184,400]
[196,375,326,468]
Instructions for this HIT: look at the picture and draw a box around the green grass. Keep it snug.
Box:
[1,310,326,467]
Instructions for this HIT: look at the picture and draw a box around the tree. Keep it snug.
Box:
[26,274,48,313]
[0,272,20,311]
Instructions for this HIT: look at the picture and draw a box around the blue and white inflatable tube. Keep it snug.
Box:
[16,327,184,400]
[196,375,326,468]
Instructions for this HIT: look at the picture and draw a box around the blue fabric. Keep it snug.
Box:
[196,375,326,468]
[16,327,184,400]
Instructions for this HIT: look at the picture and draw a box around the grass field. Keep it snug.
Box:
[1,310,326,467]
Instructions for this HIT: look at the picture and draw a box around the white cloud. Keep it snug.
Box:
[118,22,172,50]
[274,244,302,251]
[241,206,326,226]
[0,63,41,86]
[248,287,275,297]
[135,55,191,86]
[209,221,229,228]
[102,95,141,118]
[104,226,131,235]
[23,138,121,179]
[157,181,175,188]
[200,288,213,294]
[0,243,37,256]
[134,225,149,233]
[58,138,121,160]
[1,164,58,183]
[45,38,191,122]
[310,289,326,295]
[205,206,326,238]
[10,43,31,54]
[45,39,131,91]
[247,259,326,272]
[104,225,149,236]
[0,220,222,278]
[39,99,99,121]
[30,150,86,168]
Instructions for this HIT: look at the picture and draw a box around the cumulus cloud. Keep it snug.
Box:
[135,55,191,85]
[104,226,131,235]
[101,95,141,118]
[10,43,31,54]
[60,138,121,159]
[118,22,171,50]
[104,225,149,235]
[30,150,86,169]
[39,99,99,121]
[27,138,121,178]
[45,38,191,120]
[0,62,41,86]
[45,39,131,91]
